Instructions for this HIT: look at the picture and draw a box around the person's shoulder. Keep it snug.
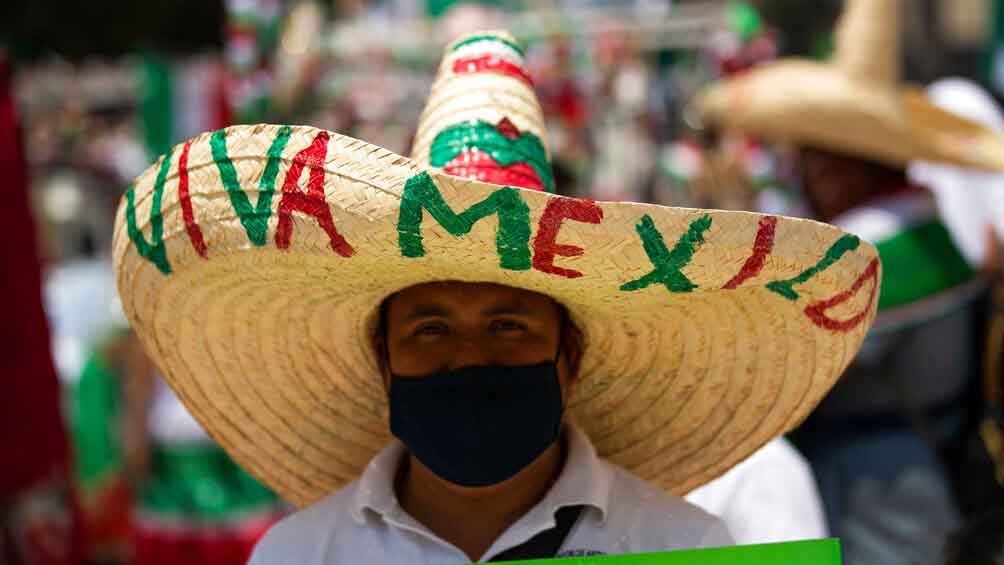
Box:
[249,484,360,565]
[603,461,734,548]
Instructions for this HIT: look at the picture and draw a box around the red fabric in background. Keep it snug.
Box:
[0,53,70,496]
[133,516,276,565]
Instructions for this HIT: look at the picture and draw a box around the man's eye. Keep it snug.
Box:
[490,319,526,333]
[414,322,449,336]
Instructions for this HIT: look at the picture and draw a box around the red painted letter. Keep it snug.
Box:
[804,258,880,332]
[275,131,355,257]
[723,216,777,289]
[532,197,603,278]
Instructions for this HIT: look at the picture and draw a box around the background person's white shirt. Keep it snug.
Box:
[250,425,733,564]
[686,438,828,544]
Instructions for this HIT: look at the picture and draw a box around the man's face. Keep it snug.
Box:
[377,282,581,399]
[800,147,881,222]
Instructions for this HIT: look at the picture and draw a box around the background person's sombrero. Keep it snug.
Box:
[697,0,1004,173]
[114,31,880,507]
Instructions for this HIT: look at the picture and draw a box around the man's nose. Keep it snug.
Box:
[448,338,493,370]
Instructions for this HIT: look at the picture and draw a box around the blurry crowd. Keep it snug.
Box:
[5,0,1004,564]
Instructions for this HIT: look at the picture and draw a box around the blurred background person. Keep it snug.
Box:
[697,1,1004,563]
[909,78,1004,520]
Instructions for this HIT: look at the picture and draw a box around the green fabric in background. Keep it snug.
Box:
[139,444,278,521]
[138,53,174,159]
[72,350,124,490]
[493,539,841,565]
[874,220,974,311]
[726,1,763,42]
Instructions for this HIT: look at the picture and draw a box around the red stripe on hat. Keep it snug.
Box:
[452,54,534,87]
[178,140,209,258]
[443,150,545,191]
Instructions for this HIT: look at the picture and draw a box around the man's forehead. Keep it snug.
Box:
[387,281,558,317]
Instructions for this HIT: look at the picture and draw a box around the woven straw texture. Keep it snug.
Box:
[114,122,880,507]
[698,0,1004,172]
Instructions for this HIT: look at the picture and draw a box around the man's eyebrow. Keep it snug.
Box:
[402,304,451,322]
[483,300,533,317]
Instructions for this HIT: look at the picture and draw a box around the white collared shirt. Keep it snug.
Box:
[250,426,733,564]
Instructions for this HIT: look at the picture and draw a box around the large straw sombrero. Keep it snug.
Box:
[113,31,880,507]
[697,0,1004,172]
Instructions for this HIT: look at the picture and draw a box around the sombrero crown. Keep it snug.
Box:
[411,31,554,192]
[698,0,1004,172]
[114,31,880,507]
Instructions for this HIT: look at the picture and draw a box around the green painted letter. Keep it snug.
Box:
[620,214,712,293]
[211,126,293,246]
[125,151,174,275]
[397,172,532,270]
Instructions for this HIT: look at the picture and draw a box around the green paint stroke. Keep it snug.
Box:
[430,120,555,193]
[767,234,861,300]
[450,34,525,56]
[125,151,174,275]
[211,126,293,246]
[398,172,532,270]
[621,214,712,293]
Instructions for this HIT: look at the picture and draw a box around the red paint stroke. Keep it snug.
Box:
[452,54,534,87]
[532,197,604,279]
[177,140,209,259]
[444,150,545,192]
[804,258,880,332]
[723,215,777,289]
[495,117,520,139]
[275,131,355,257]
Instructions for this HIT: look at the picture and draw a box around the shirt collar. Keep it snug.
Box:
[349,423,613,525]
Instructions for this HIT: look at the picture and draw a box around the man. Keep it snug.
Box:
[113,31,880,563]
[697,1,1004,562]
[250,281,731,563]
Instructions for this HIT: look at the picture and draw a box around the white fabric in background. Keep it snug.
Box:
[908,78,1004,268]
[148,375,211,444]
[686,438,828,545]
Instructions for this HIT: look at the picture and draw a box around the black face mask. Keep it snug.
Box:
[389,361,564,488]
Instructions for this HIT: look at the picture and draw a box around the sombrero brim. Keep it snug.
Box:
[114,124,880,506]
[698,60,1004,172]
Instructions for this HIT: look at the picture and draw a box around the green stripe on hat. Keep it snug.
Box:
[430,120,553,192]
[451,34,525,57]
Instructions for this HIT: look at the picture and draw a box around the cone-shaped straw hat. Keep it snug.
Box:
[114,31,880,507]
[411,32,553,191]
[698,0,1004,172]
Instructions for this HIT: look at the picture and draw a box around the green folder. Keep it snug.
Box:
[496,539,841,564]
